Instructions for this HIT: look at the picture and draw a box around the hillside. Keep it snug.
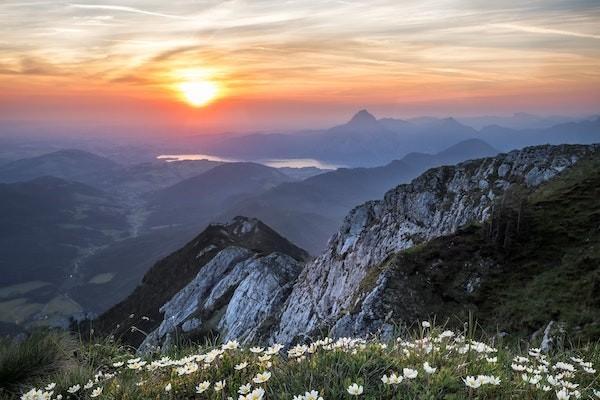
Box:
[93,217,308,347]
[0,149,119,185]
[342,153,600,340]
[0,177,129,329]
[144,162,292,229]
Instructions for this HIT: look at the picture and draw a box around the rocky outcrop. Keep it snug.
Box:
[94,216,308,347]
[272,144,600,343]
[139,246,301,352]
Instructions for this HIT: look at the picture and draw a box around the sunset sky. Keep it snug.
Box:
[1,0,599,134]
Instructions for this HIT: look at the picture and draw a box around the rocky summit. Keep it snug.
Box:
[139,247,301,352]
[93,216,308,347]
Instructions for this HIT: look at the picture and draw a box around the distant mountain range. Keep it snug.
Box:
[480,117,600,151]
[456,112,595,130]
[184,110,600,166]
[0,149,223,196]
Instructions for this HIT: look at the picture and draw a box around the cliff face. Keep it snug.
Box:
[139,247,302,352]
[272,144,600,343]
[94,216,308,347]
[331,153,600,341]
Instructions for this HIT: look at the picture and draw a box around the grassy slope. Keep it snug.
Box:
[367,154,600,341]
[2,324,599,400]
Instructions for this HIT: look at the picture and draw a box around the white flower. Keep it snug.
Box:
[112,361,124,368]
[562,381,579,390]
[522,374,542,385]
[67,384,80,394]
[511,363,527,371]
[90,387,103,398]
[177,362,199,375]
[84,381,94,390]
[258,354,272,362]
[403,368,418,379]
[44,383,55,391]
[463,376,481,389]
[235,362,249,370]
[215,380,226,392]
[382,372,403,385]
[196,381,210,393]
[556,388,571,400]
[421,321,431,328]
[246,388,265,400]
[250,347,264,354]
[423,362,437,374]
[239,383,252,395]
[222,340,239,350]
[486,357,497,363]
[482,375,501,385]
[266,344,284,355]
[20,389,47,400]
[304,390,323,400]
[554,362,575,372]
[253,371,271,384]
[439,330,455,338]
[347,383,363,396]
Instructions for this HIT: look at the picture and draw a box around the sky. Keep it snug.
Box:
[0,0,599,134]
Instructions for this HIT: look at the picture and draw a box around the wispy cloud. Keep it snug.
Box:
[69,3,190,20]
[492,23,600,40]
[1,0,599,121]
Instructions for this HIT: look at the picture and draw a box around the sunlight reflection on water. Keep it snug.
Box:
[157,154,342,169]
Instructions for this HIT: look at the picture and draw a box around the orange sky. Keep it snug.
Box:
[1,1,599,134]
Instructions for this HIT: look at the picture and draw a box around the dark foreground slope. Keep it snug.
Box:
[354,153,600,340]
[91,217,308,346]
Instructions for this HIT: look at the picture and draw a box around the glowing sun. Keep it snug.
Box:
[178,80,219,107]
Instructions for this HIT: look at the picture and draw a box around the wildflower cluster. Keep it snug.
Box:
[19,323,600,400]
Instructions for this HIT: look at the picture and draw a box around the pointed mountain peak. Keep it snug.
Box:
[348,109,377,125]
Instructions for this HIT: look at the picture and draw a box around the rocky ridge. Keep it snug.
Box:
[93,216,308,347]
[139,247,301,352]
[272,144,600,343]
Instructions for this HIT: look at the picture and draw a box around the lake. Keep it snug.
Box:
[157,154,343,169]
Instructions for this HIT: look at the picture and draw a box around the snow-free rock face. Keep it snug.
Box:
[140,246,301,352]
[94,216,308,348]
[272,144,600,343]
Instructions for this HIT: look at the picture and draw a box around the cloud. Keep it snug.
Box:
[492,23,600,40]
[69,3,190,20]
